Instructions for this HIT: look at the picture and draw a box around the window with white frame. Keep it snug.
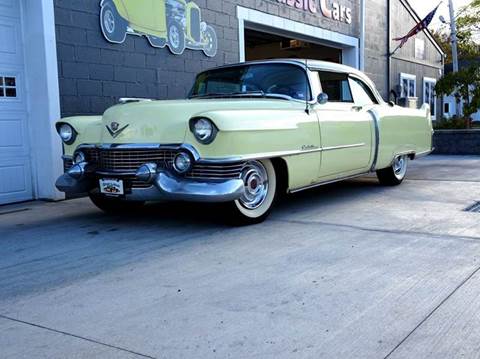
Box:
[423,77,436,118]
[400,73,416,98]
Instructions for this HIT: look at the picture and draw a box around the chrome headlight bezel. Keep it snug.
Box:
[73,151,86,164]
[56,123,77,145]
[173,151,193,174]
[189,117,218,145]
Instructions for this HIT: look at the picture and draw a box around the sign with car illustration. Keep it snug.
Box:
[100,0,218,57]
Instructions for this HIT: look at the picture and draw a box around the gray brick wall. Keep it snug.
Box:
[55,0,234,117]
[433,130,480,155]
[55,0,361,117]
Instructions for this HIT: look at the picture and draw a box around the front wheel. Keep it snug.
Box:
[89,193,145,214]
[376,155,408,186]
[226,159,277,225]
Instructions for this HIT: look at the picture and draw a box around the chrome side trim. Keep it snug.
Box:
[321,143,365,152]
[414,149,433,159]
[200,147,323,163]
[288,172,369,194]
[118,98,153,104]
[368,109,380,172]
[200,144,365,163]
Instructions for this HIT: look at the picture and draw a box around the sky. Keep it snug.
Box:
[407,0,473,32]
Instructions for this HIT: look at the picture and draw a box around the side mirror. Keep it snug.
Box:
[317,92,328,105]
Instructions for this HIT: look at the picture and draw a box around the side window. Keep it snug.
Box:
[318,71,353,102]
[348,77,378,106]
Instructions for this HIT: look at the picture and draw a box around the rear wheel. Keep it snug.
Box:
[100,2,127,44]
[226,159,277,225]
[89,193,145,214]
[376,155,408,186]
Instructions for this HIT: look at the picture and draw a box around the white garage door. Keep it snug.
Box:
[0,0,33,205]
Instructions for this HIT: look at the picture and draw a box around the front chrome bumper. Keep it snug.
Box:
[55,169,245,203]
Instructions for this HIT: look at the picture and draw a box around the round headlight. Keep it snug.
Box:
[190,118,217,144]
[173,152,192,174]
[73,151,86,164]
[58,123,76,144]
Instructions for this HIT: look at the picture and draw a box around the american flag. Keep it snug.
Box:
[394,3,441,49]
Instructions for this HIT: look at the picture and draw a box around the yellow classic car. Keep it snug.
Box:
[55,59,433,224]
[100,0,217,56]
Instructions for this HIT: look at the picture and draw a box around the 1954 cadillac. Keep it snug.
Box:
[55,59,433,224]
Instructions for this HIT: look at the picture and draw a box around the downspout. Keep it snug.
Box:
[387,0,391,102]
[359,0,365,70]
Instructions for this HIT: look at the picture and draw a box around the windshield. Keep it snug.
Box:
[189,63,311,101]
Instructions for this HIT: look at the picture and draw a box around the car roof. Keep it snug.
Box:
[208,59,370,82]
[209,58,358,74]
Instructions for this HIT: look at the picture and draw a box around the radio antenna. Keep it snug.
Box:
[304,59,309,114]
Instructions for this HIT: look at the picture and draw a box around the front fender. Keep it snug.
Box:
[56,116,103,155]
[185,107,320,160]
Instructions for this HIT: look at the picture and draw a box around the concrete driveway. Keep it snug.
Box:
[1,155,480,359]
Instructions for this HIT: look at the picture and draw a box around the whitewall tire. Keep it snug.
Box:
[229,159,277,224]
[376,154,408,186]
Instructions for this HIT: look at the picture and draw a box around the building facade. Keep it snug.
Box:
[0,0,444,205]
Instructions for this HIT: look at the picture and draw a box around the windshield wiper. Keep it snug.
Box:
[190,91,293,101]
[190,91,264,99]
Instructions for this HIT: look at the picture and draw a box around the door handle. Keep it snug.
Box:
[352,105,363,112]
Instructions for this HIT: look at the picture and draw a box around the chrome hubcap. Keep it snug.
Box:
[104,9,115,33]
[239,161,269,210]
[393,155,407,178]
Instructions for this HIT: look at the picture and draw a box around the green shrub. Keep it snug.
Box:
[434,116,474,129]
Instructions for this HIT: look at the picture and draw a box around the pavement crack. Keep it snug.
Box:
[272,218,480,242]
[0,314,157,359]
[382,264,480,359]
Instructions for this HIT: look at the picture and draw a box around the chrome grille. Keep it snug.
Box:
[186,162,245,180]
[83,148,175,173]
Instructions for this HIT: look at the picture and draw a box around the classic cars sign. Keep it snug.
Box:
[99,0,218,57]
[276,0,352,24]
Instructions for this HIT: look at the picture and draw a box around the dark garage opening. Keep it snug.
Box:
[245,28,342,63]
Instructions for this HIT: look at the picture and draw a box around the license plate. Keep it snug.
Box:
[99,178,124,196]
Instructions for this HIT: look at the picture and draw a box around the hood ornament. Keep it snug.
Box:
[106,122,129,138]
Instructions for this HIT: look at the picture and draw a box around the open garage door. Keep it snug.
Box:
[0,0,33,204]
[245,28,342,63]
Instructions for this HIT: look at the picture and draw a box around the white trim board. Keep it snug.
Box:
[21,0,63,201]
[236,6,360,69]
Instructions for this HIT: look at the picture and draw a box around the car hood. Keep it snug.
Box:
[100,98,303,143]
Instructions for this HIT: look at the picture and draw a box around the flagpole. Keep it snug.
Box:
[390,42,402,57]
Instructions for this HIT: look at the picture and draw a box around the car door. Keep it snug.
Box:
[121,0,155,30]
[314,71,374,179]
